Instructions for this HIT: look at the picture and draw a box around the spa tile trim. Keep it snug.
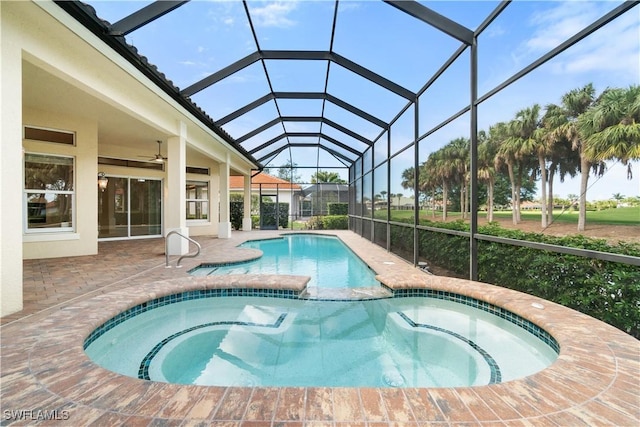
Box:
[390,287,560,353]
[83,288,299,349]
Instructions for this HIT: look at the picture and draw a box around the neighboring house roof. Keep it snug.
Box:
[229,173,302,190]
[300,183,349,197]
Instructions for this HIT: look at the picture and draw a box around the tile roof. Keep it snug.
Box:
[230,173,302,190]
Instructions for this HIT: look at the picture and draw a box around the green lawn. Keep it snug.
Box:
[491,206,639,225]
[383,206,639,226]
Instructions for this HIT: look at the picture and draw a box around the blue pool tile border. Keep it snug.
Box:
[83,286,560,359]
[397,311,502,384]
[83,288,299,350]
[387,287,560,354]
[138,313,287,381]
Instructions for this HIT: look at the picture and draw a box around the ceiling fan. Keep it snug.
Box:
[139,140,168,163]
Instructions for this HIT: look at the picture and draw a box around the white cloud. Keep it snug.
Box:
[338,1,361,14]
[484,24,506,39]
[523,2,640,80]
[526,1,600,50]
[250,1,298,28]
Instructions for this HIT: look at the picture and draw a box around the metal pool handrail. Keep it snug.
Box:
[165,231,201,268]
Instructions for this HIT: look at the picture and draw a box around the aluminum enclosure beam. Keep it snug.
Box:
[181,52,262,96]
[236,118,282,144]
[280,132,362,157]
[257,143,355,165]
[216,93,275,126]
[182,51,415,101]
[216,92,388,129]
[330,52,416,101]
[109,1,188,36]
[262,51,416,101]
[249,134,288,155]
[277,92,388,129]
[249,131,363,157]
[383,0,473,45]
[236,116,373,146]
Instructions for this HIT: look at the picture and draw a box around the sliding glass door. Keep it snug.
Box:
[98,176,162,239]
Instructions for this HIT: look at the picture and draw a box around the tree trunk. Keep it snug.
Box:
[578,153,590,232]
[515,183,522,223]
[507,162,517,225]
[442,181,448,220]
[515,168,523,223]
[460,183,466,220]
[431,190,436,218]
[487,178,494,222]
[547,165,556,224]
[464,182,468,219]
[538,155,548,228]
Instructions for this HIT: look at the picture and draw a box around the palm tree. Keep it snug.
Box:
[553,83,598,231]
[478,130,498,222]
[494,121,522,225]
[311,170,345,183]
[446,138,471,220]
[581,85,640,178]
[425,148,454,220]
[418,160,439,218]
[395,193,403,208]
[511,105,546,227]
[541,103,579,224]
[400,167,416,194]
[438,147,459,220]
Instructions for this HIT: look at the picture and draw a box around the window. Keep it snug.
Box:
[24,153,74,232]
[186,181,209,221]
[24,126,75,145]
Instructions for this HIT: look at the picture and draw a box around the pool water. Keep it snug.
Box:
[190,234,379,289]
[85,296,558,387]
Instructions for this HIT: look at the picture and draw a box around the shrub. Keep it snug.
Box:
[230,201,243,230]
[306,216,324,230]
[394,220,640,339]
[328,203,348,215]
[322,215,348,229]
[259,202,289,229]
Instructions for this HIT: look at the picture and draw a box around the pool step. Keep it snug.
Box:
[300,286,392,300]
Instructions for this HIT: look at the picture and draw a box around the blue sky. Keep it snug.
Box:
[86,1,639,201]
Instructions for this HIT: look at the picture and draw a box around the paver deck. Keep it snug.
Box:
[1,230,639,426]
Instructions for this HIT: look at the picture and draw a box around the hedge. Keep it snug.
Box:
[328,203,348,215]
[322,215,348,229]
[307,215,348,230]
[230,201,243,230]
[260,202,289,228]
[403,220,640,339]
[230,201,289,229]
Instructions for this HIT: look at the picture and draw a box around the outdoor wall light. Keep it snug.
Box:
[98,172,109,192]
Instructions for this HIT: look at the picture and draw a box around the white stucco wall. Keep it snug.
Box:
[1,2,25,316]
[186,152,221,237]
[0,1,256,316]
[22,108,99,259]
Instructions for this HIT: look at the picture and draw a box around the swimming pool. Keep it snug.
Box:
[189,234,379,289]
[84,291,559,388]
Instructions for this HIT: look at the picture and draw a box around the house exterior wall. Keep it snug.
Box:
[22,107,99,259]
[187,151,221,237]
[1,2,25,316]
[0,1,256,317]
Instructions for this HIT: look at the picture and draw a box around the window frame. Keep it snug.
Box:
[185,180,210,222]
[23,152,75,234]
